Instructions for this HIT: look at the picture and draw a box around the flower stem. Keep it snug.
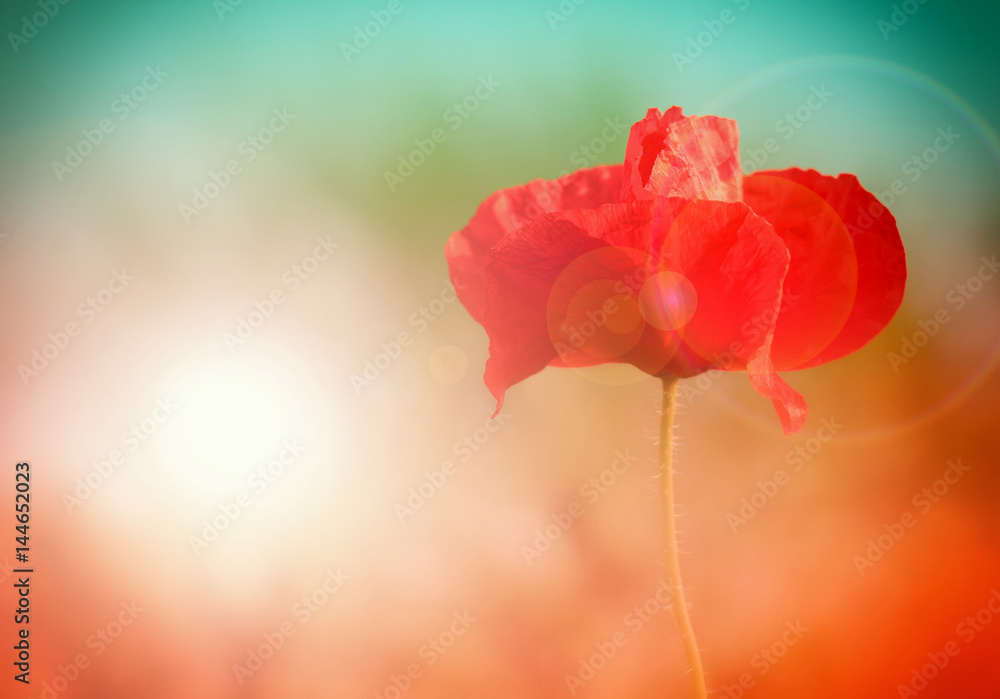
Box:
[660,377,707,699]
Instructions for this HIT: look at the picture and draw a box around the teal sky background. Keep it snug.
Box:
[2,0,998,252]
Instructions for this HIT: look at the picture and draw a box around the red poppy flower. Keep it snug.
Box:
[445,107,906,434]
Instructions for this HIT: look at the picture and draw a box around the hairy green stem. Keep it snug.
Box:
[660,377,707,699]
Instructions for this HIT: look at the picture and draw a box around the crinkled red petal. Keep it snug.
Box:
[445,165,622,323]
[622,107,742,204]
[744,168,906,370]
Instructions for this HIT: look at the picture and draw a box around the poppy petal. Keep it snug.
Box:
[532,198,794,384]
[621,106,686,196]
[538,202,670,372]
[744,168,906,369]
[647,198,791,380]
[641,196,807,431]
[742,170,859,370]
[482,217,611,410]
[747,337,809,435]
[482,200,681,406]
[622,107,742,204]
[445,165,622,323]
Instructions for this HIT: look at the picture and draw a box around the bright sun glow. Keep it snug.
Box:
[154,348,311,500]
